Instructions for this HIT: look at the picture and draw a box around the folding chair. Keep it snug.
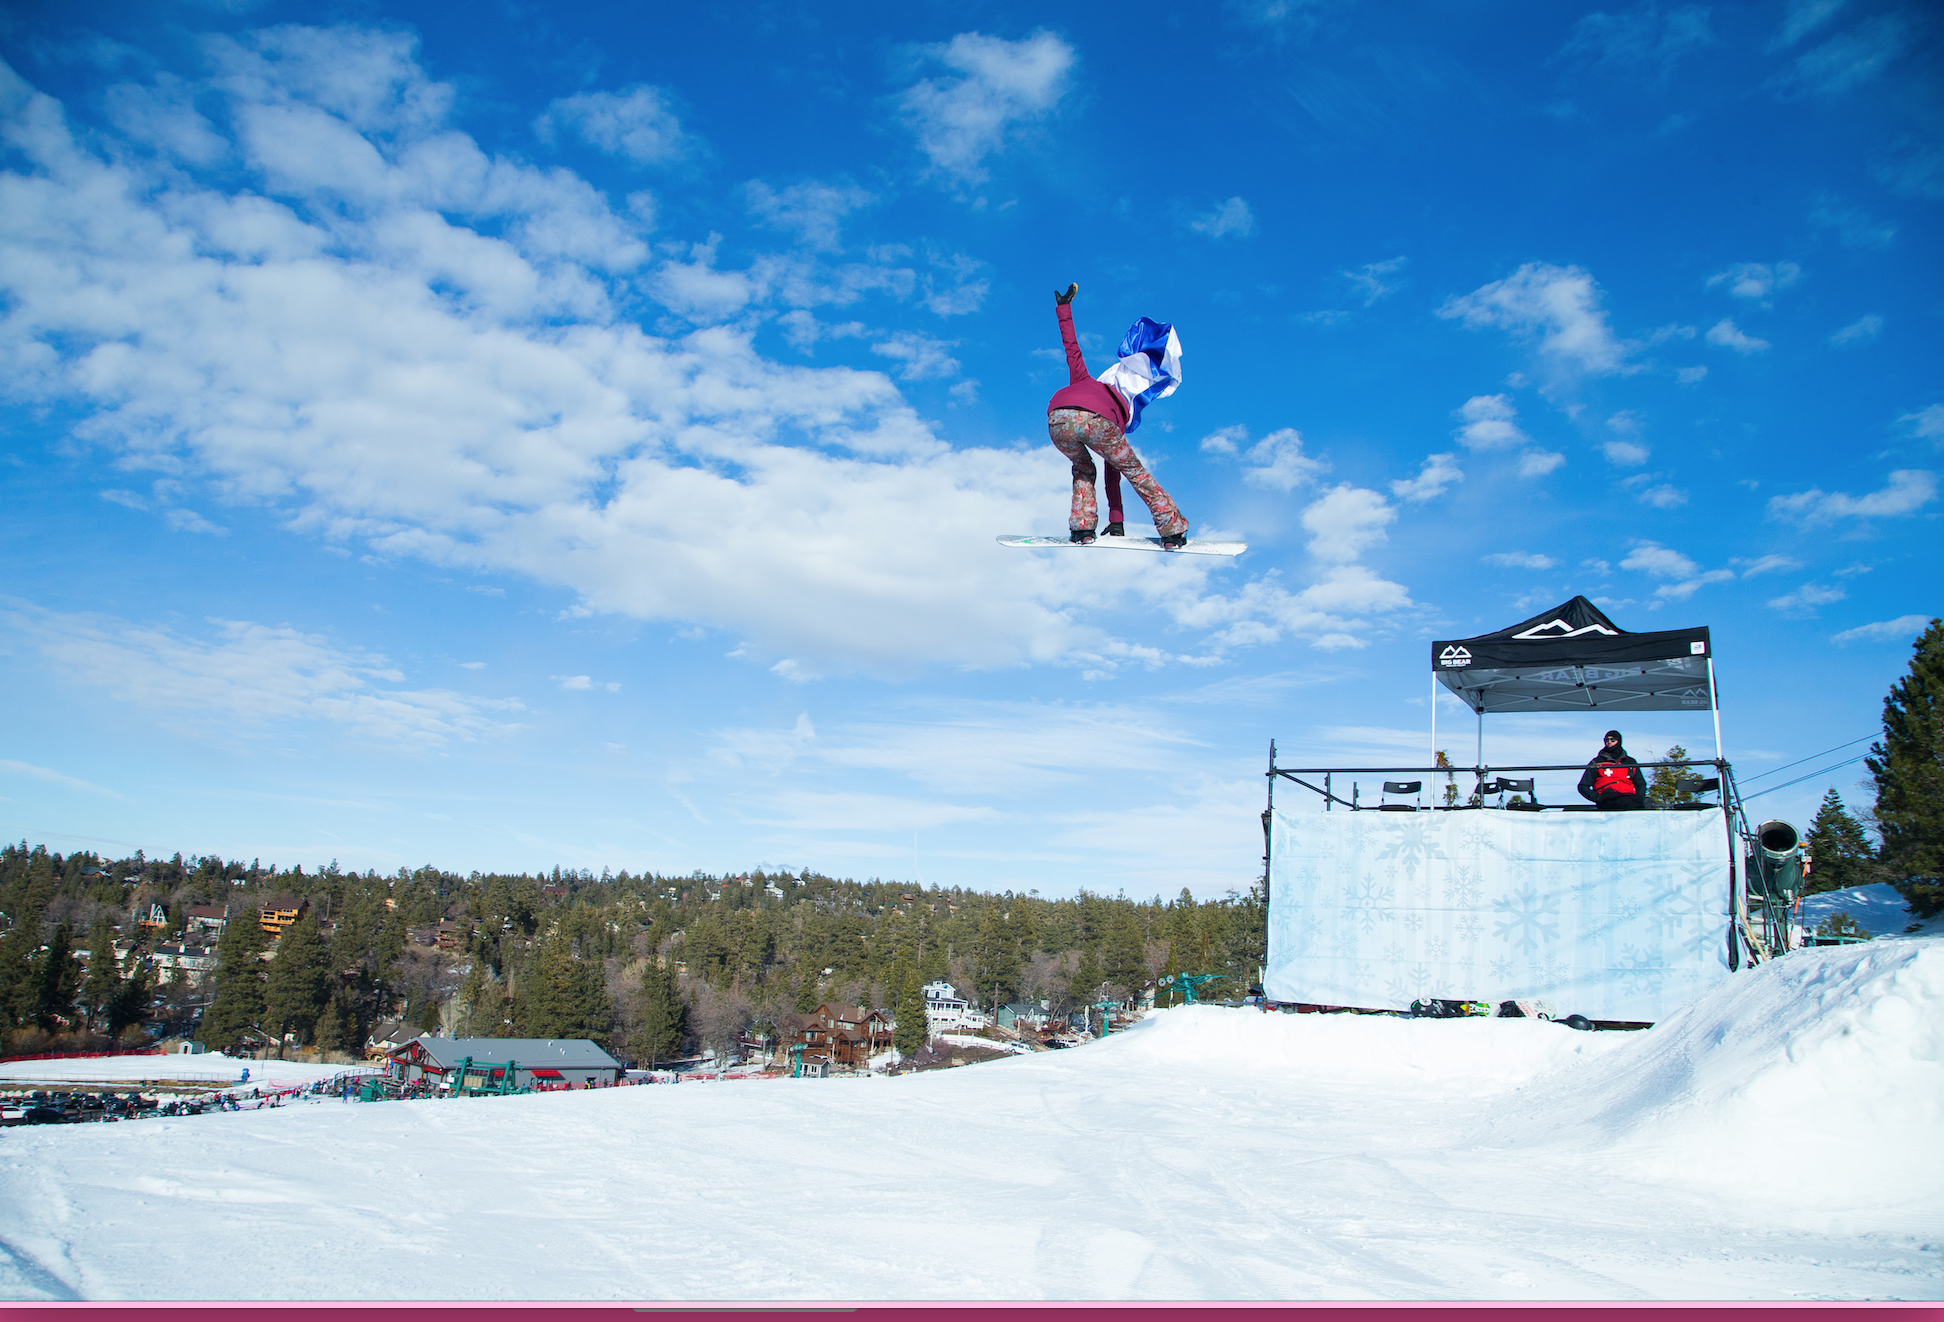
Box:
[1380,780,1421,811]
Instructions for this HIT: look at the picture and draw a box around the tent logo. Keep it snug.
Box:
[1438,645,1472,668]
[1512,618,1620,640]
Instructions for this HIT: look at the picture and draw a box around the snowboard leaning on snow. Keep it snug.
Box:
[998,534,1246,557]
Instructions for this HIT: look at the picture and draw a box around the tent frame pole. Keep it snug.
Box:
[1707,657,1722,762]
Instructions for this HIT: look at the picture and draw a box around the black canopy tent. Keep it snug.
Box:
[1429,595,1720,764]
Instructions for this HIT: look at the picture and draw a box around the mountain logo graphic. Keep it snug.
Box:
[1438,646,1472,667]
[1511,619,1619,640]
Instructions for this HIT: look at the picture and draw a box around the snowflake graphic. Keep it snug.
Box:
[1403,911,1425,934]
[1330,924,1359,958]
[1488,956,1513,980]
[1381,941,1407,965]
[1375,822,1449,881]
[1492,885,1562,954]
[1457,822,1493,854]
[1649,874,1711,956]
[1383,962,1436,1004]
[1425,935,1449,963]
[1455,913,1484,943]
[1532,950,1569,987]
[1343,874,1397,934]
[1445,865,1484,909]
[1617,944,1666,996]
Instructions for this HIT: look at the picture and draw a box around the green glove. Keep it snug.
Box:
[1054,282,1077,305]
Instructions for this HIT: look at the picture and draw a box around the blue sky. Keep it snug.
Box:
[1,0,1937,896]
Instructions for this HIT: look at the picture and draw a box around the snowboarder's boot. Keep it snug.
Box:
[1102,521,1125,537]
[1159,530,1188,549]
[1070,527,1096,544]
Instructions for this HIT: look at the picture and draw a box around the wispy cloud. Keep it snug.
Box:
[1482,552,1557,570]
[1767,581,1846,616]
[1832,614,1934,645]
[1706,319,1770,354]
[1767,471,1938,525]
[1200,425,1328,493]
[1188,196,1256,239]
[1344,256,1407,305]
[1555,3,1718,80]
[1829,314,1882,346]
[1438,264,1631,377]
[893,31,1074,185]
[4,602,526,750]
[1390,452,1463,503]
[535,84,698,166]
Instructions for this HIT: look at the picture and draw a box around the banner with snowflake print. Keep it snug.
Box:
[1264,808,1735,1022]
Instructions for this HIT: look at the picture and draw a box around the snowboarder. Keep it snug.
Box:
[1046,282,1188,546]
[1578,730,1647,810]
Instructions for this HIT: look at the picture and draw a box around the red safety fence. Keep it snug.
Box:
[0,1047,165,1065]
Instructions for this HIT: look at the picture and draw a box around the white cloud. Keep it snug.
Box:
[1637,483,1688,509]
[1603,440,1651,466]
[534,85,695,166]
[1676,365,1708,385]
[1345,257,1407,306]
[1482,552,1556,570]
[1705,319,1770,354]
[1776,0,1848,48]
[1300,484,1395,562]
[870,331,961,381]
[1437,264,1630,376]
[460,660,486,669]
[4,601,523,749]
[1767,581,1847,616]
[1810,195,1895,248]
[1706,261,1801,301]
[1767,470,1937,525]
[1831,614,1934,645]
[1655,569,1734,601]
[165,508,228,535]
[1621,543,1699,579]
[1453,394,1527,451]
[4,41,1419,676]
[745,179,875,253]
[1390,452,1462,503]
[554,674,593,690]
[1776,13,1909,98]
[1896,405,1942,442]
[1188,197,1255,239]
[1518,450,1566,477]
[893,31,1074,185]
[1200,426,1328,493]
[1829,314,1882,346]
[1556,4,1718,78]
[0,758,122,797]
[100,488,148,509]
[1733,554,1799,577]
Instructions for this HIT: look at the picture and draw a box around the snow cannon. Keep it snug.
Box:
[1747,819,1804,901]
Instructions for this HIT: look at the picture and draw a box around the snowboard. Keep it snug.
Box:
[998,534,1246,557]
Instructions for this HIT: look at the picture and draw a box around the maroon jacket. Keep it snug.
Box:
[1047,303,1129,429]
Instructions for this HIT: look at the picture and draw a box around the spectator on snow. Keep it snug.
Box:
[1578,730,1647,810]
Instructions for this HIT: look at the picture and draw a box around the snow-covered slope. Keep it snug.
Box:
[1,941,1938,1303]
[1800,882,1932,938]
[0,1053,367,1088]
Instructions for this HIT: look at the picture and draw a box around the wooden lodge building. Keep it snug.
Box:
[387,1037,625,1090]
[783,1003,894,1073]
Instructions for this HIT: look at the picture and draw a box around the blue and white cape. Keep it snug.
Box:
[1095,317,1183,433]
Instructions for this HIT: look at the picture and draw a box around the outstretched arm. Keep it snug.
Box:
[1054,283,1089,385]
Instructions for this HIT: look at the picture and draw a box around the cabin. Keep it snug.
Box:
[781,1003,894,1072]
[387,1036,625,1090]
[257,896,310,936]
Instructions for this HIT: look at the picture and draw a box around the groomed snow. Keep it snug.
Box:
[0,1054,369,1089]
[1,941,1938,1302]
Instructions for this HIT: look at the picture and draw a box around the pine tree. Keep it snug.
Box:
[32,922,80,1031]
[81,919,121,1031]
[969,907,1021,1013]
[632,959,688,1066]
[202,912,271,1052]
[315,990,353,1055]
[1102,911,1148,999]
[1157,936,1182,1007]
[1803,788,1879,895]
[105,962,149,1041]
[893,965,926,1056]
[1646,744,1695,806]
[263,913,333,1056]
[522,930,613,1040]
[1066,945,1103,1008]
[1866,618,1944,917]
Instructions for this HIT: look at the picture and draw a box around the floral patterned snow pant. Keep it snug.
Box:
[1047,408,1187,536]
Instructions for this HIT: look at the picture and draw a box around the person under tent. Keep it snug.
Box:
[1578,730,1647,810]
